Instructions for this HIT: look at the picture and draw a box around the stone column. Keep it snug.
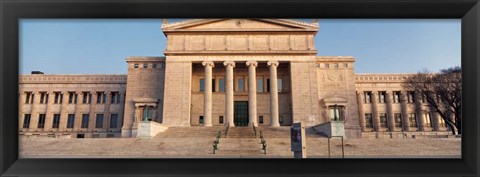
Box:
[29,92,39,129]
[104,92,112,130]
[268,61,280,127]
[74,92,83,131]
[356,91,366,131]
[386,91,395,132]
[414,93,425,131]
[202,61,215,126]
[43,92,54,130]
[371,91,380,131]
[88,92,97,132]
[224,61,235,127]
[59,92,69,131]
[400,91,410,131]
[246,61,258,126]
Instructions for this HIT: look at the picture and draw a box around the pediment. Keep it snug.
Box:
[162,19,318,32]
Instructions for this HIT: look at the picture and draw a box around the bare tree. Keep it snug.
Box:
[403,66,461,135]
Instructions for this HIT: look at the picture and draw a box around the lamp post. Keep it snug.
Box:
[333,104,339,121]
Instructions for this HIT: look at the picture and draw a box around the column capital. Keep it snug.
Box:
[267,60,279,67]
[223,61,236,67]
[202,61,215,68]
[246,61,258,67]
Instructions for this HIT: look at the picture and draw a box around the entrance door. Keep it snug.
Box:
[234,101,249,126]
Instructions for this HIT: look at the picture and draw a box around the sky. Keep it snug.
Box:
[20,19,461,74]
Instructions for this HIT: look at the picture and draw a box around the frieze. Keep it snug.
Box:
[19,75,127,84]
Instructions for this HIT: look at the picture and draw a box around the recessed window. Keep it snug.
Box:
[325,63,329,68]
[439,117,446,127]
[95,114,104,128]
[279,116,284,124]
[153,63,157,68]
[110,114,118,128]
[334,63,339,68]
[329,105,344,121]
[67,114,75,128]
[212,79,216,92]
[407,91,415,103]
[23,114,31,128]
[111,92,120,104]
[393,91,401,103]
[39,92,48,104]
[257,78,263,92]
[259,116,264,124]
[199,79,205,92]
[219,79,225,92]
[219,116,224,124]
[344,63,348,68]
[83,92,91,104]
[237,77,244,92]
[408,113,417,127]
[143,64,148,68]
[134,64,139,68]
[68,92,77,104]
[379,113,388,128]
[81,114,89,128]
[97,92,106,104]
[378,91,386,103]
[52,114,60,128]
[25,92,33,104]
[199,116,204,124]
[394,113,402,127]
[363,91,372,103]
[38,114,46,128]
[54,92,63,104]
[365,113,373,128]
[277,78,283,92]
[267,79,270,92]
[423,112,432,127]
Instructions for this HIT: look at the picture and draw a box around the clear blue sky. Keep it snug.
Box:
[20,19,460,74]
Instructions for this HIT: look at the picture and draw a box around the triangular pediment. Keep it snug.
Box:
[162,19,318,32]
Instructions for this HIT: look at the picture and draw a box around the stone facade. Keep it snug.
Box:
[18,19,450,139]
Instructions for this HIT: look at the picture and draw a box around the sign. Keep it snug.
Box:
[290,122,307,158]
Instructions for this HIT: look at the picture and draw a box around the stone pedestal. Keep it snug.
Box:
[314,121,345,138]
[136,121,168,139]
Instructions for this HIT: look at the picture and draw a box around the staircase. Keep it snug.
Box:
[215,126,265,157]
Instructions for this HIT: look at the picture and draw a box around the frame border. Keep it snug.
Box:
[1,0,479,176]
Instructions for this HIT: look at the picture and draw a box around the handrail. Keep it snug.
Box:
[259,131,267,154]
[212,131,221,154]
[327,136,344,158]
[252,124,257,138]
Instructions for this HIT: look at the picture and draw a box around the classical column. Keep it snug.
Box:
[400,91,410,131]
[268,61,280,127]
[371,91,380,131]
[88,92,97,131]
[246,61,258,126]
[415,93,425,131]
[73,92,83,131]
[224,61,235,127]
[59,92,69,131]
[43,92,54,130]
[356,91,366,131]
[104,92,112,130]
[202,61,215,126]
[386,91,395,132]
[29,92,40,130]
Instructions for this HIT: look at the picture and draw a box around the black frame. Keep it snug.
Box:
[1,0,479,176]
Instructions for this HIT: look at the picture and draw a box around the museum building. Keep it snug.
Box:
[18,19,449,139]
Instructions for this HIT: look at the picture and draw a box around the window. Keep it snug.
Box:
[212,79,216,92]
[83,92,91,104]
[393,91,401,103]
[363,91,372,103]
[23,114,31,128]
[97,92,106,104]
[81,114,89,128]
[111,92,120,104]
[279,116,284,124]
[95,114,104,128]
[110,114,118,128]
[378,91,386,103]
[54,92,63,104]
[394,113,402,127]
[153,63,157,68]
[439,117,446,127]
[67,114,75,128]
[134,64,139,68]
[334,63,339,68]
[379,113,388,128]
[408,113,417,127]
[237,77,244,92]
[52,114,60,128]
[423,113,432,127]
[329,106,344,121]
[277,78,283,92]
[365,113,373,128]
[199,79,205,92]
[344,63,348,68]
[259,116,264,124]
[199,116,204,124]
[25,92,34,104]
[407,91,415,103]
[257,78,263,92]
[219,116,224,124]
[39,92,48,104]
[324,63,329,68]
[267,79,270,92]
[38,114,46,128]
[68,92,77,104]
[421,92,427,103]
[219,79,225,92]
[143,63,148,68]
